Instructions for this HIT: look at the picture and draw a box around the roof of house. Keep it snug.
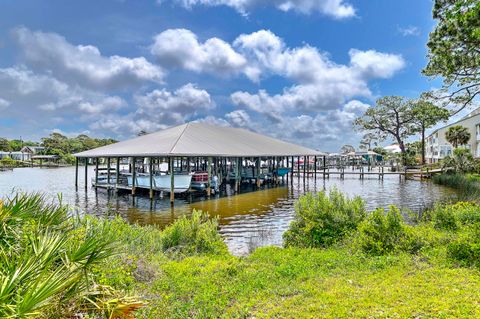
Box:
[74,122,325,158]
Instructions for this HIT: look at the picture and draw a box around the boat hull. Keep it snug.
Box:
[127,174,192,193]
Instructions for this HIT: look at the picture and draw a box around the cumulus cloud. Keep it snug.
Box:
[91,83,215,136]
[78,96,127,114]
[168,0,355,18]
[12,27,164,89]
[349,49,405,79]
[151,29,248,78]
[225,109,251,127]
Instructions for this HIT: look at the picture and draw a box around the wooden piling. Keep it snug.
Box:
[149,158,153,199]
[75,157,78,188]
[84,157,88,190]
[207,156,212,196]
[131,157,136,196]
[95,158,99,188]
[107,157,111,185]
[170,157,174,204]
[115,157,120,189]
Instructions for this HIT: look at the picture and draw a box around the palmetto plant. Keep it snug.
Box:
[0,193,144,318]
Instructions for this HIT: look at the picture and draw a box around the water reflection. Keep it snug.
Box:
[0,167,458,255]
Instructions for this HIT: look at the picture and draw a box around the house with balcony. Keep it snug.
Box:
[425,108,480,163]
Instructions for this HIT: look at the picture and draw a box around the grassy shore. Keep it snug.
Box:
[3,192,480,318]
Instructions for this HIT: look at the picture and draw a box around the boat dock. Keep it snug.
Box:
[74,122,326,205]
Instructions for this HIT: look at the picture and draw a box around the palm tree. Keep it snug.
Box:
[445,125,471,148]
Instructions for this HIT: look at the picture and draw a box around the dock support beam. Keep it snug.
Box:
[256,158,261,188]
[84,157,88,190]
[297,156,300,179]
[75,157,78,188]
[149,158,154,199]
[303,156,307,183]
[323,155,326,179]
[131,157,136,196]
[314,156,317,181]
[95,158,99,188]
[207,156,212,196]
[170,157,174,204]
[115,157,120,189]
[107,157,111,185]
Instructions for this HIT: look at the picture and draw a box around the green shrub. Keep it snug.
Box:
[355,206,415,256]
[160,210,227,257]
[283,188,366,248]
[447,224,480,267]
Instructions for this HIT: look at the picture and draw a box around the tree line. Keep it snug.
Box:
[0,133,117,163]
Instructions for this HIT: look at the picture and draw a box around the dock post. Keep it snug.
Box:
[323,155,326,179]
[297,156,300,179]
[314,156,317,181]
[207,156,212,196]
[107,157,111,186]
[115,157,120,189]
[95,158,99,188]
[256,157,261,188]
[131,157,136,196]
[75,157,78,188]
[303,156,307,184]
[235,157,240,192]
[149,158,154,199]
[84,157,88,190]
[170,157,174,205]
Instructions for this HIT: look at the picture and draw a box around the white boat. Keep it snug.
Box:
[127,173,192,193]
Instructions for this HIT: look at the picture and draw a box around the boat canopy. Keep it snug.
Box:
[74,122,325,158]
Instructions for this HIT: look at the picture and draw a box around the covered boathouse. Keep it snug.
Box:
[73,122,325,204]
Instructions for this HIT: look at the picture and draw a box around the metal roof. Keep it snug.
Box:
[74,122,325,158]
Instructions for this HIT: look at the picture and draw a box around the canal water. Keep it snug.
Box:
[0,166,458,255]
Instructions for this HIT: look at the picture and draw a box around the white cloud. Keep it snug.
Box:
[0,98,11,110]
[78,96,127,114]
[398,25,420,37]
[349,49,405,79]
[225,109,251,127]
[90,83,215,136]
[151,29,248,78]
[169,0,355,18]
[13,27,164,89]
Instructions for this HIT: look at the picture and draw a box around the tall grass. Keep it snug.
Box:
[433,173,480,198]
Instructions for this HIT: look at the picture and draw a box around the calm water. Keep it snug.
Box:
[0,166,458,255]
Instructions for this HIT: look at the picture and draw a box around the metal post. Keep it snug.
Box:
[314,156,317,180]
[170,157,175,204]
[75,157,78,188]
[84,157,88,190]
[131,157,136,196]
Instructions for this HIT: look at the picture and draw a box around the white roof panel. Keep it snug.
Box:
[74,122,325,157]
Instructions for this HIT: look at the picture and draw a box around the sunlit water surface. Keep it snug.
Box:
[0,167,458,255]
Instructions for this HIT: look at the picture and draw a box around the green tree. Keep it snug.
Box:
[354,96,416,166]
[445,125,471,148]
[359,133,377,151]
[423,0,480,111]
[8,139,23,151]
[411,99,450,164]
[0,138,11,151]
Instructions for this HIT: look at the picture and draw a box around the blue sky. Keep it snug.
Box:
[0,0,440,151]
